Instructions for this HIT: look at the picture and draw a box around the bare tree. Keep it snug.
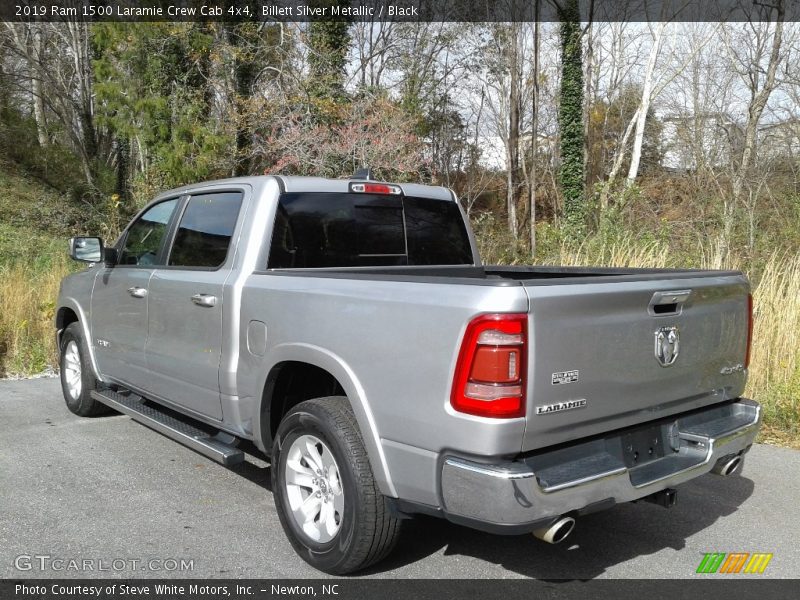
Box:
[4,22,100,186]
[4,23,49,147]
[721,4,787,255]
[349,20,397,90]
[467,20,538,239]
[598,21,718,209]
[625,21,666,187]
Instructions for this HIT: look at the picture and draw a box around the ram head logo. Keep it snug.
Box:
[654,326,680,367]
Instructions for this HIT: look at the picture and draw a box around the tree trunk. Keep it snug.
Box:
[233,26,258,176]
[582,20,593,193]
[115,134,130,201]
[598,108,638,212]
[530,10,540,257]
[506,23,520,238]
[65,22,98,187]
[30,28,48,147]
[625,22,666,187]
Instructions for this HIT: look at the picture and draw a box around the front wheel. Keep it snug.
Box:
[272,397,401,574]
[59,322,109,417]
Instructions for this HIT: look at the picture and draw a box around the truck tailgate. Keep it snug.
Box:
[521,274,751,451]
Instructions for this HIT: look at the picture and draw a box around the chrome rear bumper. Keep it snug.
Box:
[440,398,760,532]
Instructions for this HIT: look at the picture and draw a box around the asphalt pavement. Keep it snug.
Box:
[1,378,798,579]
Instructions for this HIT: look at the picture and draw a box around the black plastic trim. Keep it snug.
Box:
[253,265,746,288]
[444,513,557,536]
[517,397,746,461]
[386,497,559,535]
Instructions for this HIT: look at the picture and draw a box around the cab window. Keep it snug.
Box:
[168,192,244,268]
[267,193,473,268]
[119,198,179,266]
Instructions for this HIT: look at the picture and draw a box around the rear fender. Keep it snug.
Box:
[254,343,397,498]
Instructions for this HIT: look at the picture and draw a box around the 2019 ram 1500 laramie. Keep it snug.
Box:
[56,175,760,574]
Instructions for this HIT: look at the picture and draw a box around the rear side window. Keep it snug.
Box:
[168,191,243,268]
[405,197,477,265]
[267,192,473,268]
[119,198,179,266]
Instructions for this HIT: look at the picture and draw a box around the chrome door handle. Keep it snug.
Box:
[191,293,217,307]
[127,286,147,298]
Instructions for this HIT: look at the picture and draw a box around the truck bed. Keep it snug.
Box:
[249,265,750,454]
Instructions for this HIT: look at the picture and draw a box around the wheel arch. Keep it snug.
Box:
[56,306,79,332]
[254,343,397,498]
[55,300,102,381]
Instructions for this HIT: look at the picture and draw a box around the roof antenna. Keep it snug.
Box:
[353,167,373,180]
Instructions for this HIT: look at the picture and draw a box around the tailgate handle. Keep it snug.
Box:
[649,290,690,316]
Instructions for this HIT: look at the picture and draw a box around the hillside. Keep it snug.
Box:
[0,158,84,376]
[0,159,84,265]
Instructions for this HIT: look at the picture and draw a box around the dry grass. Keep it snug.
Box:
[556,237,671,269]
[0,255,73,377]
[745,252,800,446]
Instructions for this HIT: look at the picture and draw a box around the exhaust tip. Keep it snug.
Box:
[533,516,575,544]
[713,455,743,477]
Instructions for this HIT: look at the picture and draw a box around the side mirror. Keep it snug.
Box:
[69,237,104,263]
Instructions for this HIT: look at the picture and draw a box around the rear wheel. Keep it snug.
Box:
[59,323,109,417]
[272,396,401,574]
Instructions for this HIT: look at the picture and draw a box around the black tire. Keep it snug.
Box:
[272,396,401,575]
[59,322,110,417]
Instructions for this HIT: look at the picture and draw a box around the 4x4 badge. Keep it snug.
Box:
[655,326,680,367]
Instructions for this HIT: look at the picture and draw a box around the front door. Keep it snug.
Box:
[144,190,244,421]
[91,198,180,388]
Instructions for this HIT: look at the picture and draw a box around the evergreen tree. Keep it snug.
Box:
[557,0,586,235]
[92,23,231,192]
[308,20,350,102]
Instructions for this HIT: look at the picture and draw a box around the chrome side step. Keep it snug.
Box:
[91,389,245,466]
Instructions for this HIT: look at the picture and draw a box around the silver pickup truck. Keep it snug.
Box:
[56,175,760,574]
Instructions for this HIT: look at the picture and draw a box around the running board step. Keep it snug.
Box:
[91,389,245,466]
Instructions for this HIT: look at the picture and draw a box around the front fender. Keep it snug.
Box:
[253,343,397,498]
[56,297,103,382]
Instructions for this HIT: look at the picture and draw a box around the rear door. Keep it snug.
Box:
[91,198,180,387]
[144,190,244,420]
[521,276,751,451]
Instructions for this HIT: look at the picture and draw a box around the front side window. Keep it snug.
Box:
[119,198,179,266]
[168,191,243,268]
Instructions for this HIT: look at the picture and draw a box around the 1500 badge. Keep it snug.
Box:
[535,399,587,415]
[552,370,579,385]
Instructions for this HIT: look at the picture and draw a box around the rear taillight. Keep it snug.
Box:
[745,293,753,369]
[451,313,527,418]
